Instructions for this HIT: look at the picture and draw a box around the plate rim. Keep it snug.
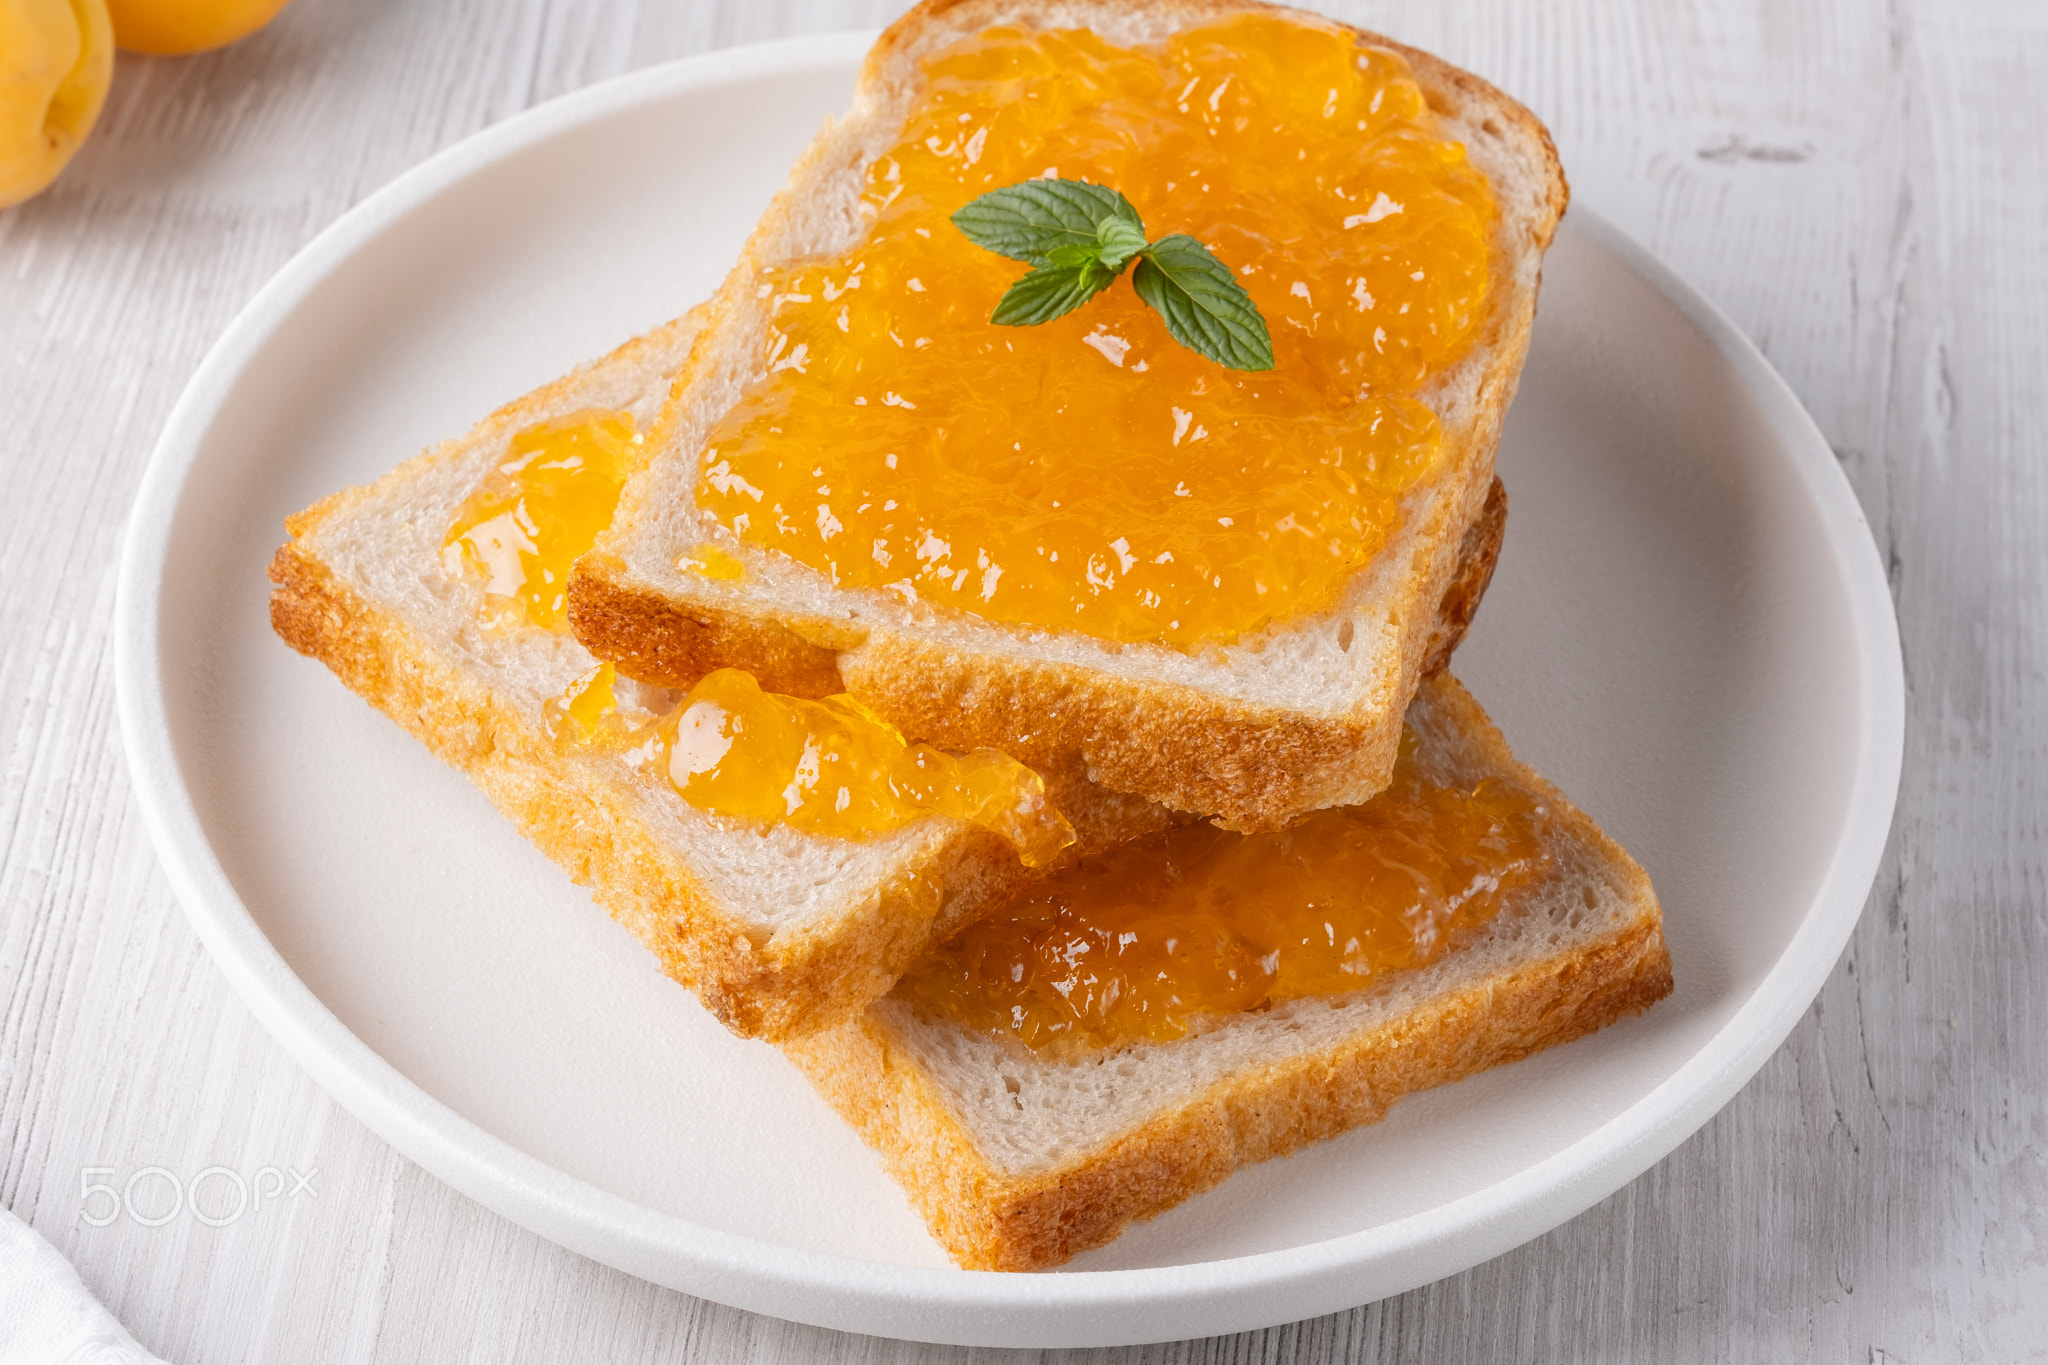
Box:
[112,31,1906,1349]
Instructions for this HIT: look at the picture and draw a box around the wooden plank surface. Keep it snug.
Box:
[3,0,2043,1358]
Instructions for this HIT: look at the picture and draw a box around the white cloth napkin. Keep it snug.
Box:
[0,1208,168,1365]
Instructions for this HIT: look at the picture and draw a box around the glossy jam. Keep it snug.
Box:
[678,543,745,580]
[695,15,1495,647]
[551,665,1075,864]
[893,728,1551,1052]
[542,661,623,746]
[445,409,638,630]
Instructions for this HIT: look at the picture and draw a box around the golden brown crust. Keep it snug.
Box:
[870,0,1568,247]
[570,551,846,696]
[782,673,1671,1270]
[569,2,1568,832]
[269,538,497,770]
[786,914,1670,1270]
[842,472,1506,829]
[269,537,762,1033]
[577,473,1503,832]
[839,644,1389,831]
[1422,476,1508,677]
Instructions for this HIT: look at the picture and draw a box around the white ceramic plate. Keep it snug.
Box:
[115,33,1903,1349]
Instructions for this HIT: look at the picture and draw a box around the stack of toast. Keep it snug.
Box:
[271,0,1671,1272]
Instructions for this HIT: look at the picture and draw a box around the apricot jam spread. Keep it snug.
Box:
[547,664,1075,863]
[445,414,1067,858]
[444,409,637,630]
[695,14,1496,648]
[892,727,1552,1053]
[542,659,622,746]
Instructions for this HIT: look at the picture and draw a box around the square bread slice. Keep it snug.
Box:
[267,308,1177,1042]
[569,0,1569,833]
[782,673,1671,1270]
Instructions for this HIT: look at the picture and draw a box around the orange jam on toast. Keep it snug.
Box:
[445,409,638,629]
[893,727,1552,1052]
[542,660,622,745]
[549,665,1075,864]
[696,14,1496,648]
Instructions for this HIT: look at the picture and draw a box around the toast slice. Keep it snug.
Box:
[783,673,1670,1270]
[570,0,1569,832]
[267,308,1179,1042]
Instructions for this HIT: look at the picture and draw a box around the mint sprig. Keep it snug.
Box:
[951,178,1274,372]
[951,179,1142,261]
[1131,235,1275,373]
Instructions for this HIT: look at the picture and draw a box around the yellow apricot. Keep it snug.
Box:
[0,0,114,210]
[107,0,289,55]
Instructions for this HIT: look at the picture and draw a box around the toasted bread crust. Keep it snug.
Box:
[268,539,798,1036]
[839,472,1509,828]
[787,911,1669,1270]
[782,674,1670,1270]
[574,472,1506,829]
[569,1,1568,832]
[1422,475,1508,677]
[273,535,1184,1039]
[570,550,845,695]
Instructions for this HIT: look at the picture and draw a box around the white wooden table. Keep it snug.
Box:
[4,0,2043,1358]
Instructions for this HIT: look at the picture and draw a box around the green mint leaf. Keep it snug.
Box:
[990,258,1118,326]
[1043,242,1104,270]
[955,177,1274,370]
[1095,216,1148,271]
[1131,235,1275,371]
[951,179,1144,264]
